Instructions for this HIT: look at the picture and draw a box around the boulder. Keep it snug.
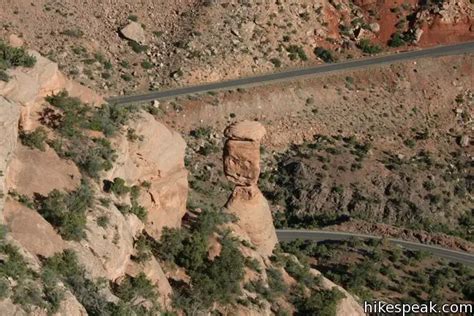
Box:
[224,140,261,186]
[120,22,146,44]
[225,185,277,256]
[8,34,24,48]
[3,199,64,258]
[224,120,266,142]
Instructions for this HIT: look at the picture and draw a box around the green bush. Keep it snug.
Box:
[314,47,335,63]
[114,273,160,313]
[141,60,153,69]
[0,277,9,299]
[0,41,36,70]
[19,127,48,151]
[36,181,93,240]
[358,39,382,54]
[389,32,406,47]
[287,45,308,61]
[0,243,31,280]
[61,29,84,38]
[43,250,114,315]
[292,287,345,316]
[109,177,130,196]
[270,58,282,68]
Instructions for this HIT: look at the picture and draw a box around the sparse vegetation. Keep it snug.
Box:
[19,127,48,151]
[0,40,36,81]
[314,47,335,62]
[358,39,382,54]
[35,180,93,241]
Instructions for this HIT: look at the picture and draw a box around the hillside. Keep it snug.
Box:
[0,0,472,95]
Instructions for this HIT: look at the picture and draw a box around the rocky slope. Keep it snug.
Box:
[1,0,472,95]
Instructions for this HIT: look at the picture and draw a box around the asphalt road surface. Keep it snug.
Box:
[276,229,474,266]
[108,41,474,105]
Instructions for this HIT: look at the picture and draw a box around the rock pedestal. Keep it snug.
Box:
[223,121,277,256]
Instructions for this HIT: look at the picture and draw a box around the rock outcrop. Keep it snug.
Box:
[0,97,20,217]
[109,112,188,240]
[3,199,65,258]
[224,121,277,256]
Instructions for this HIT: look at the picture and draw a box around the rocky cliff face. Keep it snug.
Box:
[223,121,278,257]
[0,43,185,312]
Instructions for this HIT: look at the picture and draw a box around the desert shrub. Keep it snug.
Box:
[190,126,213,139]
[245,257,262,272]
[121,73,133,81]
[0,70,9,82]
[88,103,140,137]
[0,41,36,70]
[61,29,84,38]
[157,210,243,312]
[463,280,474,301]
[358,39,382,54]
[129,41,148,53]
[270,58,282,68]
[0,243,31,280]
[141,60,153,69]
[96,215,109,228]
[156,227,188,262]
[388,32,406,47]
[132,234,152,263]
[19,127,48,151]
[43,250,113,315]
[173,235,245,312]
[108,177,130,196]
[12,282,47,312]
[35,181,93,240]
[314,47,335,63]
[113,273,160,313]
[0,277,9,299]
[286,45,308,61]
[267,268,288,297]
[291,286,345,316]
[128,15,138,21]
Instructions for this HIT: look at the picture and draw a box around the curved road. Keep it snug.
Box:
[108,41,474,105]
[276,229,474,266]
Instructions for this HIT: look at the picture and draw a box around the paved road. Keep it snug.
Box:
[108,41,474,105]
[276,229,474,266]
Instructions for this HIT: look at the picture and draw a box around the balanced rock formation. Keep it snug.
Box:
[224,121,277,256]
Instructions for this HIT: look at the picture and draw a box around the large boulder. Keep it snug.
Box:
[224,120,266,142]
[120,22,146,44]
